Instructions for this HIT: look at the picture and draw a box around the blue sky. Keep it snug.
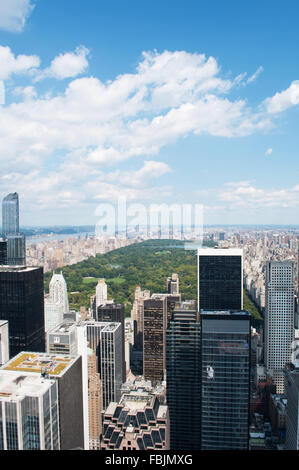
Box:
[0,0,298,226]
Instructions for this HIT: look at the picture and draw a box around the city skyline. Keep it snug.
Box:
[0,1,298,226]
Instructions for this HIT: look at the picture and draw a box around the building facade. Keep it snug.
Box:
[200,310,251,450]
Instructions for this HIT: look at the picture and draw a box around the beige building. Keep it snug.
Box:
[88,349,102,450]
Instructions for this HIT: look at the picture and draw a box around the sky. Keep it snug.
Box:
[0,0,298,227]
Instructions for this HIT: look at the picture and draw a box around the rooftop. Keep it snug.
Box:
[200,309,251,317]
[0,371,55,400]
[1,352,77,376]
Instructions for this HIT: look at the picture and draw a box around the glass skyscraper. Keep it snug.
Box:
[197,248,243,311]
[200,310,251,450]
[1,193,25,266]
[2,193,19,237]
[166,300,201,450]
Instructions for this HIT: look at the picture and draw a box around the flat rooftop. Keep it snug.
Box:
[0,371,55,400]
[0,265,40,272]
[1,352,77,376]
[197,248,243,256]
[200,309,250,317]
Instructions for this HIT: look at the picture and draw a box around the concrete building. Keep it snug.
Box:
[0,320,9,367]
[1,352,84,450]
[166,273,179,295]
[87,349,102,450]
[0,370,59,449]
[265,261,294,394]
[95,278,108,310]
[100,388,170,450]
[285,362,299,449]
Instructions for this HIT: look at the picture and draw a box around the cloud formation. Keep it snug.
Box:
[0,0,35,33]
[0,47,298,218]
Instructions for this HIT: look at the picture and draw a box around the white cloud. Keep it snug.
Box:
[0,45,40,80]
[247,66,264,84]
[264,80,299,113]
[265,148,272,156]
[34,46,90,81]
[0,47,294,216]
[0,0,35,33]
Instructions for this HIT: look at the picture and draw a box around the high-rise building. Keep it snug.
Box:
[48,271,69,314]
[197,248,243,311]
[0,320,9,366]
[1,352,84,450]
[2,192,19,236]
[2,193,25,266]
[143,296,167,384]
[96,278,108,310]
[166,300,201,450]
[166,273,179,295]
[285,362,299,450]
[265,261,294,394]
[101,388,170,450]
[47,320,78,355]
[87,349,102,450]
[0,239,7,265]
[200,309,251,450]
[97,303,126,381]
[131,286,150,350]
[100,322,123,411]
[0,266,45,358]
[0,371,60,450]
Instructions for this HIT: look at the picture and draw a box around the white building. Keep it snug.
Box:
[265,261,294,394]
[96,278,108,310]
[0,321,9,366]
[45,271,69,332]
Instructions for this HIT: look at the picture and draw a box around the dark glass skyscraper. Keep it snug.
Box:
[166,300,201,450]
[0,240,7,265]
[0,266,45,357]
[200,309,251,450]
[197,248,243,311]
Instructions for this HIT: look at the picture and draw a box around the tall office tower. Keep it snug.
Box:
[96,278,108,310]
[285,362,299,449]
[0,320,9,366]
[265,261,294,394]
[88,349,102,450]
[0,239,7,265]
[97,303,126,381]
[48,271,69,313]
[0,266,45,358]
[44,297,64,333]
[166,273,179,295]
[143,295,167,384]
[2,192,19,236]
[2,193,26,266]
[166,300,201,450]
[1,352,84,450]
[200,310,251,450]
[0,371,60,450]
[100,389,170,450]
[101,323,123,411]
[131,286,150,350]
[197,248,243,311]
[6,233,26,265]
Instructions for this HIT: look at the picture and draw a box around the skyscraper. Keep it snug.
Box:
[0,239,7,265]
[166,273,179,295]
[285,362,299,450]
[0,266,45,358]
[143,295,167,384]
[97,303,126,381]
[2,193,25,266]
[96,278,108,310]
[48,271,69,313]
[0,320,9,366]
[200,309,251,450]
[265,261,294,394]
[2,192,19,236]
[166,300,201,450]
[197,248,243,311]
